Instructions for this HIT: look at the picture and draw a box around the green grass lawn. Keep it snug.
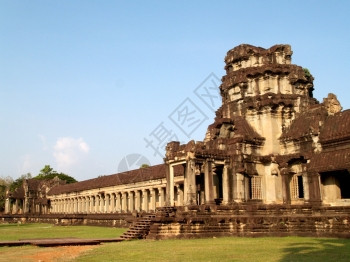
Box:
[0,223,126,241]
[0,223,349,262]
[76,236,350,262]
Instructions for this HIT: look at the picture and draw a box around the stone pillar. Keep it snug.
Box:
[222,164,229,204]
[204,160,215,204]
[135,190,141,212]
[184,160,196,205]
[78,198,82,213]
[302,172,310,201]
[71,198,77,214]
[166,165,175,206]
[281,171,291,204]
[116,193,121,212]
[13,199,19,214]
[85,197,89,213]
[307,172,322,204]
[105,194,110,213]
[233,172,245,202]
[176,185,184,206]
[158,187,165,207]
[128,191,134,212]
[94,196,97,213]
[121,192,127,212]
[150,189,156,211]
[5,198,11,214]
[64,199,68,213]
[83,197,87,213]
[110,194,115,213]
[70,199,73,213]
[100,195,105,213]
[142,189,149,212]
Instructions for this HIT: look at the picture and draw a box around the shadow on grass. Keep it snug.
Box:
[280,238,350,262]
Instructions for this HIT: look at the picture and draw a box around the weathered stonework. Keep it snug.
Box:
[2,44,350,238]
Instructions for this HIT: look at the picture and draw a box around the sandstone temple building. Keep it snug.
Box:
[3,44,350,238]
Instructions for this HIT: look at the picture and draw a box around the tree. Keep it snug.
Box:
[9,173,32,191]
[34,165,77,184]
[0,176,14,212]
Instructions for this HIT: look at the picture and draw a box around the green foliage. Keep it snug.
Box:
[140,164,150,169]
[0,185,7,212]
[9,173,32,191]
[0,176,14,212]
[34,165,77,184]
[303,67,312,79]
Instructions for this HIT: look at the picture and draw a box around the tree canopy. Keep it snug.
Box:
[34,165,77,184]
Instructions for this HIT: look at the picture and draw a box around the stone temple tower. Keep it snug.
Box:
[165,43,347,206]
[206,44,316,155]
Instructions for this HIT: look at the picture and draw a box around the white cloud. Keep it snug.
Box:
[53,137,90,170]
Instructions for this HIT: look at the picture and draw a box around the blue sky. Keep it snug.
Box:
[1,1,349,181]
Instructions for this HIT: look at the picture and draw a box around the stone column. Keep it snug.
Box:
[307,172,322,204]
[83,197,87,213]
[222,164,230,204]
[105,194,110,213]
[166,165,175,206]
[142,189,149,212]
[116,193,121,212]
[204,160,215,204]
[150,189,156,211]
[233,172,245,202]
[184,160,196,205]
[302,172,310,201]
[71,198,76,214]
[110,194,115,213]
[13,199,19,214]
[121,192,127,212]
[93,196,98,213]
[85,197,89,213]
[4,197,10,214]
[128,191,134,212]
[78,198,82,213]
[65,199,68,213]
[176,185,184,206]
[158,187,165,207]
[135,190,141,212]
[70,199,74,213]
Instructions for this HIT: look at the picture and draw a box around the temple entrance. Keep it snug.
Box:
[321,170,350,204]
[195,173,205,205]
[213,166,223,203]
[194,165,224,205]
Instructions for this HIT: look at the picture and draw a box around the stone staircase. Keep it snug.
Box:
[119,207,177,241]
[119,214,155,241]
[155,206,177,218]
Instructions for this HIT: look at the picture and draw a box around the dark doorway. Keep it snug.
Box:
[321,170,350,199]
[214,166,223,200]
[196,173,205,205]
[297,176,304,199]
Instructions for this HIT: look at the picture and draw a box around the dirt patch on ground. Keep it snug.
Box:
[21,245,97,262]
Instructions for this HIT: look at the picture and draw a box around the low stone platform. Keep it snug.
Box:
[147,204,350,239]
[0,237,123,247]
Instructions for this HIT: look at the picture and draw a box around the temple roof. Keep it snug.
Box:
[48,164,184,195]
[319,109,350,144]
[308,148,350,172]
